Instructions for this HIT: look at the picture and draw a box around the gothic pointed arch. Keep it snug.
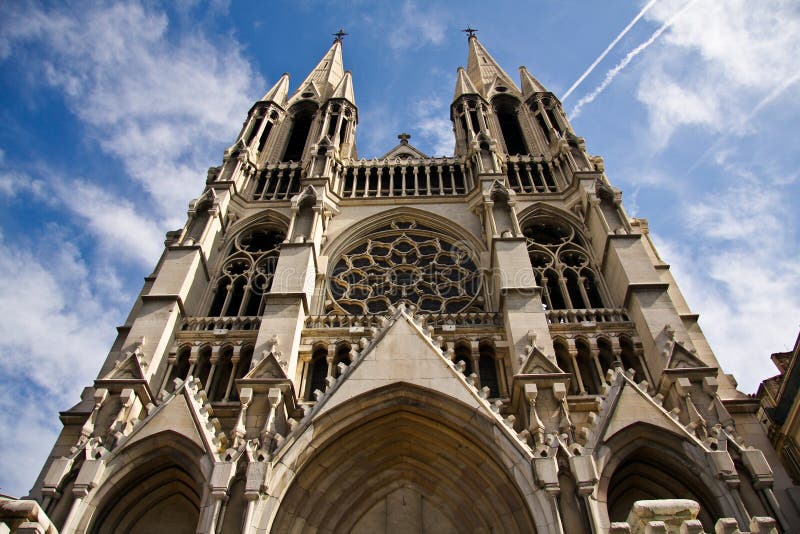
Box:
[83,433,207,534]
[205,212,288,317]
[597,423,730,531]
[266,383,543,533]
[518,205,609,311]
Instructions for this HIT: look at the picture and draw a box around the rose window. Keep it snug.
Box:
[329,220,484,314]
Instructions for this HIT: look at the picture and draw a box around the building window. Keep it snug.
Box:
[208,227,284,317]
[282,103,317,162]
[478,343,500,398]
[492,95,528,155]
[329,219,484,314]
[306,346,329,400]
[523,220,605,310]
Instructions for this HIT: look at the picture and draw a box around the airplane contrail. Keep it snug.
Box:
[569,0,696,119]
[685,68,800,175]
[563,0,659,102]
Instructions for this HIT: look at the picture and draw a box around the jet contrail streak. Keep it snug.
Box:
[569,0,696,119]
[563,0,659,101]
[685,69,800,175]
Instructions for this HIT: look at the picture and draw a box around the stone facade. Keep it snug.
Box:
[7,34,799,533]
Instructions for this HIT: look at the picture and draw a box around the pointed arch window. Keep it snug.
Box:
[282,102,318,162]
[208,227,284,317]
[306,346,329,400]
[478,342,501,398]
[523,219,606,310]
[492,95,528,155]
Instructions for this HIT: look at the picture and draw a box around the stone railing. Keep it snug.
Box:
[181,316,262,332]
[251,162,302,201]
[546,307,630,325]
[339,157,473,198]
[304,312,503,332]
[505,154,560,193]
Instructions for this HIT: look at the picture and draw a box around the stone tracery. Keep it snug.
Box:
[328,220,484,315]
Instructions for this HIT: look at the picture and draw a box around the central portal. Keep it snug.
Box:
[268,385,538,533]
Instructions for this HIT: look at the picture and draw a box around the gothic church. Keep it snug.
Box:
[6,32,798,533]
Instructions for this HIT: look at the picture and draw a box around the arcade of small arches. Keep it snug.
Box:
[162,343,255,403]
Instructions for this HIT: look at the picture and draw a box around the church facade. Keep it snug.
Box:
[9,34,798,533]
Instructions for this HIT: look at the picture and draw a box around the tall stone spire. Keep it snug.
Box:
[519,65,549,99]
[287,39,345,105]
[260,73,290,105]
[466,34,520,98]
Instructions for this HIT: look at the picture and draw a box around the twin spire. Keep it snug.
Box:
[258,38,355,109]
[257,31,550,117]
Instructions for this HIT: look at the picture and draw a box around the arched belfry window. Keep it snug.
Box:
[329,219,485,315]
[282,102,318,162]
[208,227,285,317]
[523,219,606,310]
[492,95,528,156]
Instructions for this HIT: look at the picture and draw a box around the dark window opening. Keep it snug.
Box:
[479,346,500,397]
[257,121,273,153]
[493,96,528,155]
[308,349,329,399]
[282,104,317,162]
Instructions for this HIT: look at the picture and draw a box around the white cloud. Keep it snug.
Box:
[0,1,263,215]
[414,97,454,156]
[0,233,120,496]
[52,179,165,265]
[387,1,448,51]
[637,0,800,147]
[651,152,800,393]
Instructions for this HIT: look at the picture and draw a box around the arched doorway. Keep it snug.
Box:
[87,434,206,534]
[269,383,540,533]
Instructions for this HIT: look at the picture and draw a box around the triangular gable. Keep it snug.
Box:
[117,387,205,453]
[591,371,701,447]
[102,352,146,381]
[519,346,563,375]
[312,309,502,426]
[244,352,287,380]
[114,378,228,459]
[487,74,522,99]
[666,343,709,370]
[380,141,428,160]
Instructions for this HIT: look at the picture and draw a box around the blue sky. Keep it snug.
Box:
[0,0,798,497]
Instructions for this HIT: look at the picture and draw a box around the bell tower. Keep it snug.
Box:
[10,31,797,534]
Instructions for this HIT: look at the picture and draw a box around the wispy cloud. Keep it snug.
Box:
[414,97,454,156]
[563,0,659,101]
[0,1,263,218]
[387,1,448,52]
[569,0,696,119]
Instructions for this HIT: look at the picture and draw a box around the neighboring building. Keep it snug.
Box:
[758,332,800,485]
[8,33,798,533]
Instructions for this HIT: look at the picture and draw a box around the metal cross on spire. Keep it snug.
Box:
[462,27,478,39]
[333,28,349,43]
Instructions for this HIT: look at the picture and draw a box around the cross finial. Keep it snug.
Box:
[462,27,478,39]
[398,133,411,144]
[333,28,349,43]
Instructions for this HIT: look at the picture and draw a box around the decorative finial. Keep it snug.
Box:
[333,28,349,43]
[462,27,478,39]
[398,133,411,144]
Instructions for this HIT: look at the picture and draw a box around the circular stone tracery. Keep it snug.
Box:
[329,220,484,314]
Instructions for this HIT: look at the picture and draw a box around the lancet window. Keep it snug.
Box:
[207,227,285,317]
[523,220,606,310]
[492,95,528,155]
[329,220,484,315]
[282,102,317,162]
